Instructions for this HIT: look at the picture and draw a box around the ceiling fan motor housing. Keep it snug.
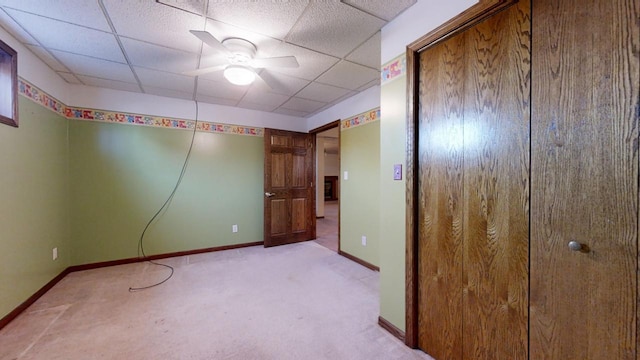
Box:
[222,38,257,65]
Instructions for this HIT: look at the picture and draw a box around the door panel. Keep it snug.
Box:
[417,1,529,359]
[462,1,530,359]
[530,0,639,358]
[264,129,316,247]
[417,30,465,360]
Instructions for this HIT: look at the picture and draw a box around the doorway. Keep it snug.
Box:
[312,121,340,252]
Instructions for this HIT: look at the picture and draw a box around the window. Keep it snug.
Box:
[0,38,17,127]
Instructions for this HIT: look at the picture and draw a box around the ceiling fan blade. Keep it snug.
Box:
[189,30,233,57]
[183,64,226,77]
[252,56,299,69]
[254,69,288,93]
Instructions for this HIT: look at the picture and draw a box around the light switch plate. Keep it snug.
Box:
[393,164,402,180]
[343,171,349,180]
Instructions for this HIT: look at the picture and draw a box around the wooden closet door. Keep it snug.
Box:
[416,1,530,358]
[530,0,639,358]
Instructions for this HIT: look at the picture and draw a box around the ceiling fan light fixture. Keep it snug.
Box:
[223,65,255,86]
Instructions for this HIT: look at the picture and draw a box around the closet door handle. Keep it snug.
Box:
[568,241,589,253]
[265,192,276,197]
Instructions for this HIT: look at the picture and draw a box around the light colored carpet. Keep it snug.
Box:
[0,242,433,360]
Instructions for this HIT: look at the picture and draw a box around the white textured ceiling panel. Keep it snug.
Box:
[240,87,290,108]
[273,108,310,118]
[76,75,141,93]
[56,72,81,85]
[134,67,195,94]
[0,0,111,32]
[195,94,238,107]
[26,45,68,72]
[280,97,326,113]
[296,82,353,103]
[206,1,308,40]
[0,8,38,44]
[197,78,246,101]
[121,38,198,74]
[0,0,414,118]
[157,0,206,16]
[51,50,136,83]
[316,60,379,90]
[144,86,194,101]
[266,42,339,81]
[342,0,417,21]
[5,9,125,62]
[346,32,381,69]
[102,0,203,53]
[286,1,385,58]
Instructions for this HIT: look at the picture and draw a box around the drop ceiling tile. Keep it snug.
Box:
[76,75,141,93]
[206,1,308,40]
[4,9,124,62]
[121,38,198,74]
[102,0,203,53]
[50,50,136,83]
[195,94,238,107]
[156,0,206,16]
[0,8,38,44]
[134,67,195,94]
[273,108,310,118]
[26,45,68,72]
[357,78,380,92]
[286,1,385,58]
[57,72,82,84]
[316,60,379,90]
[0,0,111,31]
[296,82,353,103]
[281,97,326,113]
[341,0,417,21]
[235,101,279,113]
[143,86,194,101]
[265,43,339,81]
[346,32,380,69]
[197,78,247,101]
[239,87,290,108]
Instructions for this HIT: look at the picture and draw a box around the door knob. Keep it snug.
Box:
[568,241,588,252]
[265,192,276,197]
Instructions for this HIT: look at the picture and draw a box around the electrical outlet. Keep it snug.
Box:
[52,247,58,260]
[361,236,367,246]
[232,224,238,233]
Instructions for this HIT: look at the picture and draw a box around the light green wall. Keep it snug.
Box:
[69,120,264,265]
[379,68,407,330]
[340,121,380,266]
[0,98,70,319]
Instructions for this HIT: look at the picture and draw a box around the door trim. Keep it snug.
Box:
[404,0,519,348]
[310,119,341,253]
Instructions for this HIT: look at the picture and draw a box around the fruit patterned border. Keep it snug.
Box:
[18,78,264,137]
[381,54,406,85]
[341,107,380,130]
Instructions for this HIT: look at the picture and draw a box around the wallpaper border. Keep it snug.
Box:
[18,78,264,137]
[381,54,406,85]
[341,107,380,131]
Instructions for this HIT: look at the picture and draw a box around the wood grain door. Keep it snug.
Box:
[530,0,639,358]
[264,128,316,247]
[416,1,530,358]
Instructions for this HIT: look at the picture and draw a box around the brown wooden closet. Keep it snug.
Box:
[405,0,639,359]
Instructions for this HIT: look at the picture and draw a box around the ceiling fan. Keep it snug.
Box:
[185,30,299,90]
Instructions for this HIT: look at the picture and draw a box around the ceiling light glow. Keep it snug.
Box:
[223,65,255,86]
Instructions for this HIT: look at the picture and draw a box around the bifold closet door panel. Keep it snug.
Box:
[416,31,465,360]
[461,0,530,358]
[530,0,639,358]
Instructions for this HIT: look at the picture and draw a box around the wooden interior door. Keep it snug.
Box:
[530,0,639,358]
[264,128,316,247]
[416,1,530,358]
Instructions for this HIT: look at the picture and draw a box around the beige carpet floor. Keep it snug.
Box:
[314,201,339,252]
[0,242,433,360]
